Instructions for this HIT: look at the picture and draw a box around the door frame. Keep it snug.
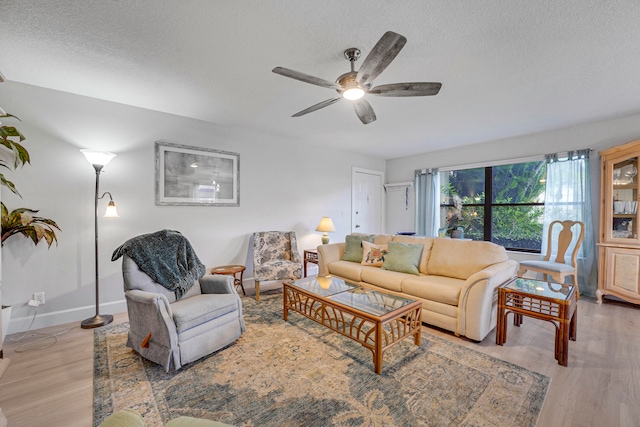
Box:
[351,167,386,234]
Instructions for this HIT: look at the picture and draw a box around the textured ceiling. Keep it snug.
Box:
[2,0,640,159]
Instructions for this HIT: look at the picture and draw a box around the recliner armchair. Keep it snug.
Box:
[252,231,303,301]
[122,256,245,371]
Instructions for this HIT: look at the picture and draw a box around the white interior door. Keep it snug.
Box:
[352,168,384,234]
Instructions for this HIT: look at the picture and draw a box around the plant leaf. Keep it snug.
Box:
[0,175,21,196]
[0,113,21,121]
[8,140,30,168]
[0,126,26,142]
[1,203,60,248]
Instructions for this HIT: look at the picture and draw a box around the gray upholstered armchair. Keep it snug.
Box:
[252,231,303,301]
[114,230,244,371]
[122,256,245,371]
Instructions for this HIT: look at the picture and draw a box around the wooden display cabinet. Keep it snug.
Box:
[597,140,640,305]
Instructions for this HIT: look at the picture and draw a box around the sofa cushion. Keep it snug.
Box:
[361,241,388,267]
[392,235,434,274]
[342,234,375,262]
[361,267,406,292]
[254,259,302,281]
[327,260,364,282]
[427,238,508,280]
[373,234,394,245]
[382,242,423,275]
[401,275,465,306]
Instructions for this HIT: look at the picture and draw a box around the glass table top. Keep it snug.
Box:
[286,276,357,297]
[505,277,574,301]
[328,287,416,316]
[286,276,417,316]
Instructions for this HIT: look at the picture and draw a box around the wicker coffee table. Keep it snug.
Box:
[283,276,422,374]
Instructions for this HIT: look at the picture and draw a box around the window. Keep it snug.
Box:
[440,161,546,252]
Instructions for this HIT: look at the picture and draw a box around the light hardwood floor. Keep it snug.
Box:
[0,295,639,427]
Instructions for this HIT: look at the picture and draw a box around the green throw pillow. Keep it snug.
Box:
[342,234,375,262]
[382,242,424,275]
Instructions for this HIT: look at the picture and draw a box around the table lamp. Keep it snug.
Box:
[315,217,336,244]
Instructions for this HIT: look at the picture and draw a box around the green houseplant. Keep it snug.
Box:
[0,112,60,247]
[0,111,60,342]
[0,112,60,341]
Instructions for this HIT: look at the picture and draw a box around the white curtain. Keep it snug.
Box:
[542,149,597,297]
[415,169,440,236]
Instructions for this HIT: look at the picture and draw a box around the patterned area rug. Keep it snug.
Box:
[94,293,549,427]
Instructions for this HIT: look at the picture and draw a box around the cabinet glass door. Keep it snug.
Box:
[612,157,638,239]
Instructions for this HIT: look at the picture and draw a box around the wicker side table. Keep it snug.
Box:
[303,249,319,277]
[496,277,577,366]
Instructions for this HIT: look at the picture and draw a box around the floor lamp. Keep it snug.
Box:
[80,149,118,329]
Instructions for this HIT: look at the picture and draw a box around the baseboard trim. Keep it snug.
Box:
[5,299,127,335]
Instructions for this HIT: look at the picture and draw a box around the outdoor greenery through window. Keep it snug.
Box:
[440,161,546,252]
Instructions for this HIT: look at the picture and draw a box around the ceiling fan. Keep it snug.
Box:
[272,31,441,125]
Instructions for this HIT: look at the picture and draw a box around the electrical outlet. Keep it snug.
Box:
[33,292,45,305]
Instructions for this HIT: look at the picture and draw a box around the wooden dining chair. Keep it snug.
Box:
[518,220,585,299]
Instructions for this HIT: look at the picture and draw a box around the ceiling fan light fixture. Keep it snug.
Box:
[343,87,364,100]
[338,71,364,100]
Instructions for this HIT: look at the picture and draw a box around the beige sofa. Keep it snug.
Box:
[317,234,518,341]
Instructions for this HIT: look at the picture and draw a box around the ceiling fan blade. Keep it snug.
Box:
[292,97,342,117]
[273,67,342,90]
[356,31,407,87]
[353,98,376,124]
[368,82,442,97]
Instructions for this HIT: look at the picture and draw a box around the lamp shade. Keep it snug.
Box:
[81,149,116,166]
[315,217,336,233]
[104,200,119,217]
[316,217,336,244]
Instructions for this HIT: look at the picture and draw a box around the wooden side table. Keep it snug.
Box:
[303,249,318,277]
[496,277,577,366]
[211,265,246,296]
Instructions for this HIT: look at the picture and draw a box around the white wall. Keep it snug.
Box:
[385,112,640,263]
[0,82,385,333]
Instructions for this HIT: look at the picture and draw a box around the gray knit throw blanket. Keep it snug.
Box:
[111,229,205,300]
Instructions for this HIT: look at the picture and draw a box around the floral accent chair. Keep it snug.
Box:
[252,231,303,301]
